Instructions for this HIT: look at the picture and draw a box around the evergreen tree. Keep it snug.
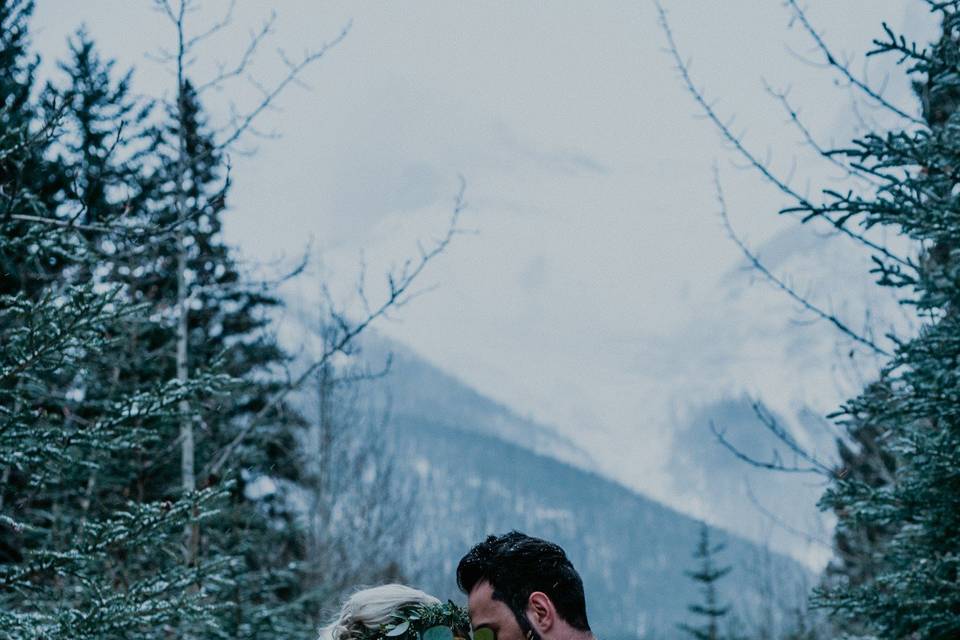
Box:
[0,4,231,637]
[678,522,733,640]
[804,7,960,638]
[0,0,79,574]
[130,76,315,637]
[660,2,960,636]
[56,26,153,229]
[3,5,451,635]
[0,0,70,298]
[1,18,311,635]
[819,380,897,637]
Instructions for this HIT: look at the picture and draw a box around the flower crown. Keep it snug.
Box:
[357,601,471,640]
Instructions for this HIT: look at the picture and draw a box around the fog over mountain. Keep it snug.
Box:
[652,221,913,569]
[33,0,932,590]
[296,204,911,574]
[18,1,954,638]
[284,329,814,639]
[279,194,913,578]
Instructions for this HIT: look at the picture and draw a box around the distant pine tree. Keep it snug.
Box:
[146,77,298,490]
[56,26,152,227]
[678,522,733,640]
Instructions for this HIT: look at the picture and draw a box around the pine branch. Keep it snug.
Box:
[761,78,882,187]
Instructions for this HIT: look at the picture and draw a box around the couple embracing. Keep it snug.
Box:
[319,532,595,640]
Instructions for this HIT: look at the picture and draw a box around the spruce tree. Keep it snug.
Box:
[0,4,231,637]
[0,0,70,298]
[3,5,452,635]
[819,381,897,637]
[55,26,153,229]
[805,7,960,638]
[660,2,960,636]
[678,522,733,640]
[132,76,314,637]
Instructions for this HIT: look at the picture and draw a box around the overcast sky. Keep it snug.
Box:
[33,1,932,568]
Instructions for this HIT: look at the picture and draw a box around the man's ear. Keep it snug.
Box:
[526,592,555,634]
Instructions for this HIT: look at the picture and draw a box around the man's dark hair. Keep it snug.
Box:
[456,531,591,633]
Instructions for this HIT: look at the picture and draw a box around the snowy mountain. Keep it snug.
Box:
[395,418,811,640]
[277,208,910,637]
[292,332,817,639]
[356,334,594,469]
[626,218,917,570]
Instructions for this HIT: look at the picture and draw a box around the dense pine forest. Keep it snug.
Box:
[1,1,958,639]
[0,1,438,636]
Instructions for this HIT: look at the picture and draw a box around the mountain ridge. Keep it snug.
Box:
[284,323,818,638]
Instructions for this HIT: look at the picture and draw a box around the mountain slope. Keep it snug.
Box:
[357,333,593,469]
[331,334,816,638]
[394,418,810,640]
[283,327,814,638]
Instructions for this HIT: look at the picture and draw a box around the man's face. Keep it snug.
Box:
[467,581,526,640]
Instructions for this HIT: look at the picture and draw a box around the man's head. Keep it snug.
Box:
[456,532,592,640]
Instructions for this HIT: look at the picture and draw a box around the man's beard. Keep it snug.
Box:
[517,615,542,640]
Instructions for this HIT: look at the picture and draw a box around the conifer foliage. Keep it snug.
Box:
[0,2,229,637]
[1,2,447,637]
[678,523,733,640]
[660,1,960,637]
[808,8,960,638]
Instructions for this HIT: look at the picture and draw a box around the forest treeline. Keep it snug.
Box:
[0,1,433,637]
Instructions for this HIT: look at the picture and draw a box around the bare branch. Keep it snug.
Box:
[214,20,351,152]
[761,78,881,187]
[655,1,910,268]
[8,214,116,235]
[749,401,837,475]
[713,165,891,356]
[711,396,838,477]
[745,481,834,550]
[784,0,923,125]
[196,10,275,94]
[710,401,837,477]
[709,420,822,474]
[203,178,466,479]
[14,161,230,245]
[151,0,178,25]
[184,0,237,50]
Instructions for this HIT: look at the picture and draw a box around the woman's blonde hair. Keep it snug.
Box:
[318,584,442,640]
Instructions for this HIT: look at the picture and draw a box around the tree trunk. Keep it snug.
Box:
[174,7,198,569]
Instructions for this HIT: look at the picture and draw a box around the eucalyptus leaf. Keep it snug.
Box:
[386,622,411,637]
